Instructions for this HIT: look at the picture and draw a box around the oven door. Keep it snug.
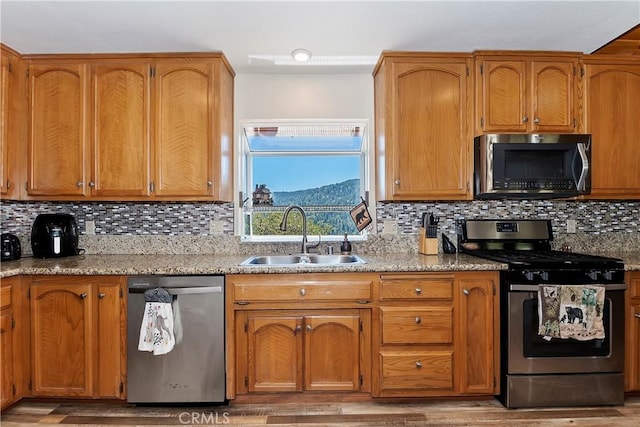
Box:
[506,283,625,375]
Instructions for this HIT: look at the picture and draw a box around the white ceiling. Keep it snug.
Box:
[1,0,639,74]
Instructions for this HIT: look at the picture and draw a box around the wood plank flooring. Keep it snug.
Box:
[1,397,639,426]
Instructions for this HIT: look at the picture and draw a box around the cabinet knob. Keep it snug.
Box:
[299,288,306,296]
[533,117,540,124]
[306,324,313,332]
[635,313,640,319]
[294,325,302,334]
[415,361,422,369]
[522,116,529,123]
[89,181,96,188]
[76,181,83,187]
[415,288,422,295]
[79,293,88,299]
[415,317,421,324]
[463,289,470,295]
[207,181,213,187]
[394,180,400,185]
[98,293,106,299]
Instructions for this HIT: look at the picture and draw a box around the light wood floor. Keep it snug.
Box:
[1,397,639,426]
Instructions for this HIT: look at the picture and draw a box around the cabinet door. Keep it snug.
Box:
[31,281,94,397]
[0,308,13,408]
[95,278,125,398]
[0,51,9,196]
[626,272,640,392]
[153,62,214,197]
[246,314,303,392]
[304,312,360,391]
[28,63,88,196]
[584,63,640,199]
[457,274,496,394]
[478,59,528,132]
[91,63,151,197]
[390,60,471,200]
[530,60,576,132]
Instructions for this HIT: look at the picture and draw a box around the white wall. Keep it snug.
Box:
[234,73,373,120]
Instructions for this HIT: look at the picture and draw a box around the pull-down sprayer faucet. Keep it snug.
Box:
[279,205,320,254]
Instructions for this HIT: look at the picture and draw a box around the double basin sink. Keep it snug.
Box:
[240,254,366,267]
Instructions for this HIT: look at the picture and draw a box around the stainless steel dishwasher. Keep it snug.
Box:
[127,275,225,403]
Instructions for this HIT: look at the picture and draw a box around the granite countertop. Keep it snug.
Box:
[0,253,506,278]
[2,251,639,279]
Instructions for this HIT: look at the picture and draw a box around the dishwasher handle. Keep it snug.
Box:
[129,286,223,295]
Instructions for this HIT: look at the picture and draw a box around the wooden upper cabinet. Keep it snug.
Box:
[91,63,151,197]
[581,56,640,199]
[22,53,234,201]
[27,62,88,196]
[374,53,473,201]
[1,49,9,196]
[475,53,579,134]
[153,62,213,197]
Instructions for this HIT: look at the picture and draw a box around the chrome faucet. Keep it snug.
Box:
[279,205,320,254]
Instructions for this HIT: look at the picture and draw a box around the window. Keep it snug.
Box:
[239,120,371,242]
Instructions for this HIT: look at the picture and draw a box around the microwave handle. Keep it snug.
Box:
[574,143,589,192]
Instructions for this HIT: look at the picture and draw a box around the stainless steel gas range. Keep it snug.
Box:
[459,219,626,409]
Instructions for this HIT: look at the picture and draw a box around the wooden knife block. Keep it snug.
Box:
[418,227,438,255]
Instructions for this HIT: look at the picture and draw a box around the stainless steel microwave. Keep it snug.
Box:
[473,134,591,199]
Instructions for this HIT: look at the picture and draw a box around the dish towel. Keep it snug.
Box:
[538,285,605,341]
[138,288,176,355]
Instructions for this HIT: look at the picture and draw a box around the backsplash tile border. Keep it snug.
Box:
[1,200,638,254]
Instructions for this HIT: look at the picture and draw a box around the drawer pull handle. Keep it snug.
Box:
[415,288,422,295]
[463,289,470,295]
[98,293,106,299]
[300,288,306,296]
[415,361,422,369]
[415,317,421,324]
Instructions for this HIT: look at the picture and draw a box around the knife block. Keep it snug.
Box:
[418,227,438,255]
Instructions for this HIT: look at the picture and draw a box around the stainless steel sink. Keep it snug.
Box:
[240,254,366,266]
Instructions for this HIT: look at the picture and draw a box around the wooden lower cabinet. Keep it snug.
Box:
[626,271,640,391]
[373,272,498,397]
[1,295,13,408]
[30,275,125,398]
[237,310,365,393]
[1,276,29,410]
[227,273,374,398]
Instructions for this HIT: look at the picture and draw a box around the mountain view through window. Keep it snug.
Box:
[241,122,369,240]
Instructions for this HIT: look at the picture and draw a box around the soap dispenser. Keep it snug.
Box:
[340,233,352,255]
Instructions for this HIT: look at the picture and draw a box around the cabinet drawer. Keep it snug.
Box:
[379,351,453,390]
[234,280,372,302]
[379,275,453,300]
[380,306,453,344]
[0,285,11,309]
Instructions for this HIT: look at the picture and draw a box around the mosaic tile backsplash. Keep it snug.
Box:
[1,200,638,254]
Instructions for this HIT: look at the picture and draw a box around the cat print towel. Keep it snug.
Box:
[538,285,605,341]
[138,288,176,355]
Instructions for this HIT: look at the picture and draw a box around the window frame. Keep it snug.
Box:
[236,118,373,243]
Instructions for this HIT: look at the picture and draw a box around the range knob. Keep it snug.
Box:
[588,270,600,281]
[524,270,549,281]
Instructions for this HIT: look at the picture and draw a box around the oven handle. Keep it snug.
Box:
[509,283,627,292]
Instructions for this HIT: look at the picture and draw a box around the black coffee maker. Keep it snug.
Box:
[31,213,80,258]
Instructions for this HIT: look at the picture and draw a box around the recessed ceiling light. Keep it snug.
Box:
[291,48,312,62]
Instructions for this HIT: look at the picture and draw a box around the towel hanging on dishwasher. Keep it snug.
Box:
[138,288,175,355]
